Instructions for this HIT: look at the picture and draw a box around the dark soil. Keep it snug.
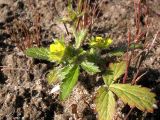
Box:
[0,0,159,120]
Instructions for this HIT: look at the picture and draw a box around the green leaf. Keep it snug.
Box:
[25,47,50,60]
[110,84,156,113]
[60,65,80,100]
[47,65,74,85]
[109,49,125,57]
[103,61,126,86]
[73,29,87,49]
[87,48,105,66]
[81,61,100,75]
[130,43,143,50]
[67,0,77,20]
[65,47,86,64]
[95,87,116,120]
[47,67,62,85]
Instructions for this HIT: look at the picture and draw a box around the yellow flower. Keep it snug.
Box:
[90,36,113,48]
[49,39,66,62]
[95,37,103,42]
[105,38,113,45]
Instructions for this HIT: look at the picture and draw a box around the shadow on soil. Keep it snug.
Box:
[0,55,7,84]
[83,106,96,120]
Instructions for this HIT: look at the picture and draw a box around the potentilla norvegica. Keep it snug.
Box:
[24,0,157,119]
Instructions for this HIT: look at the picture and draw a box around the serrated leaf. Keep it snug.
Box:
[66,0,84,24]
[47,67,62,85]
[67,0,77,20]
[110,84,156,112]
[95,87,116,120]
[81,61,100,75]
[73,29,87,49]
[47,65,74,85]
[60,65,80,100]
[87,48,105,66]
[25,47,50,60]
[103,61,126,86]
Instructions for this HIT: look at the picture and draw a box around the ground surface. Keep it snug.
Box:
[0,0,160,120]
